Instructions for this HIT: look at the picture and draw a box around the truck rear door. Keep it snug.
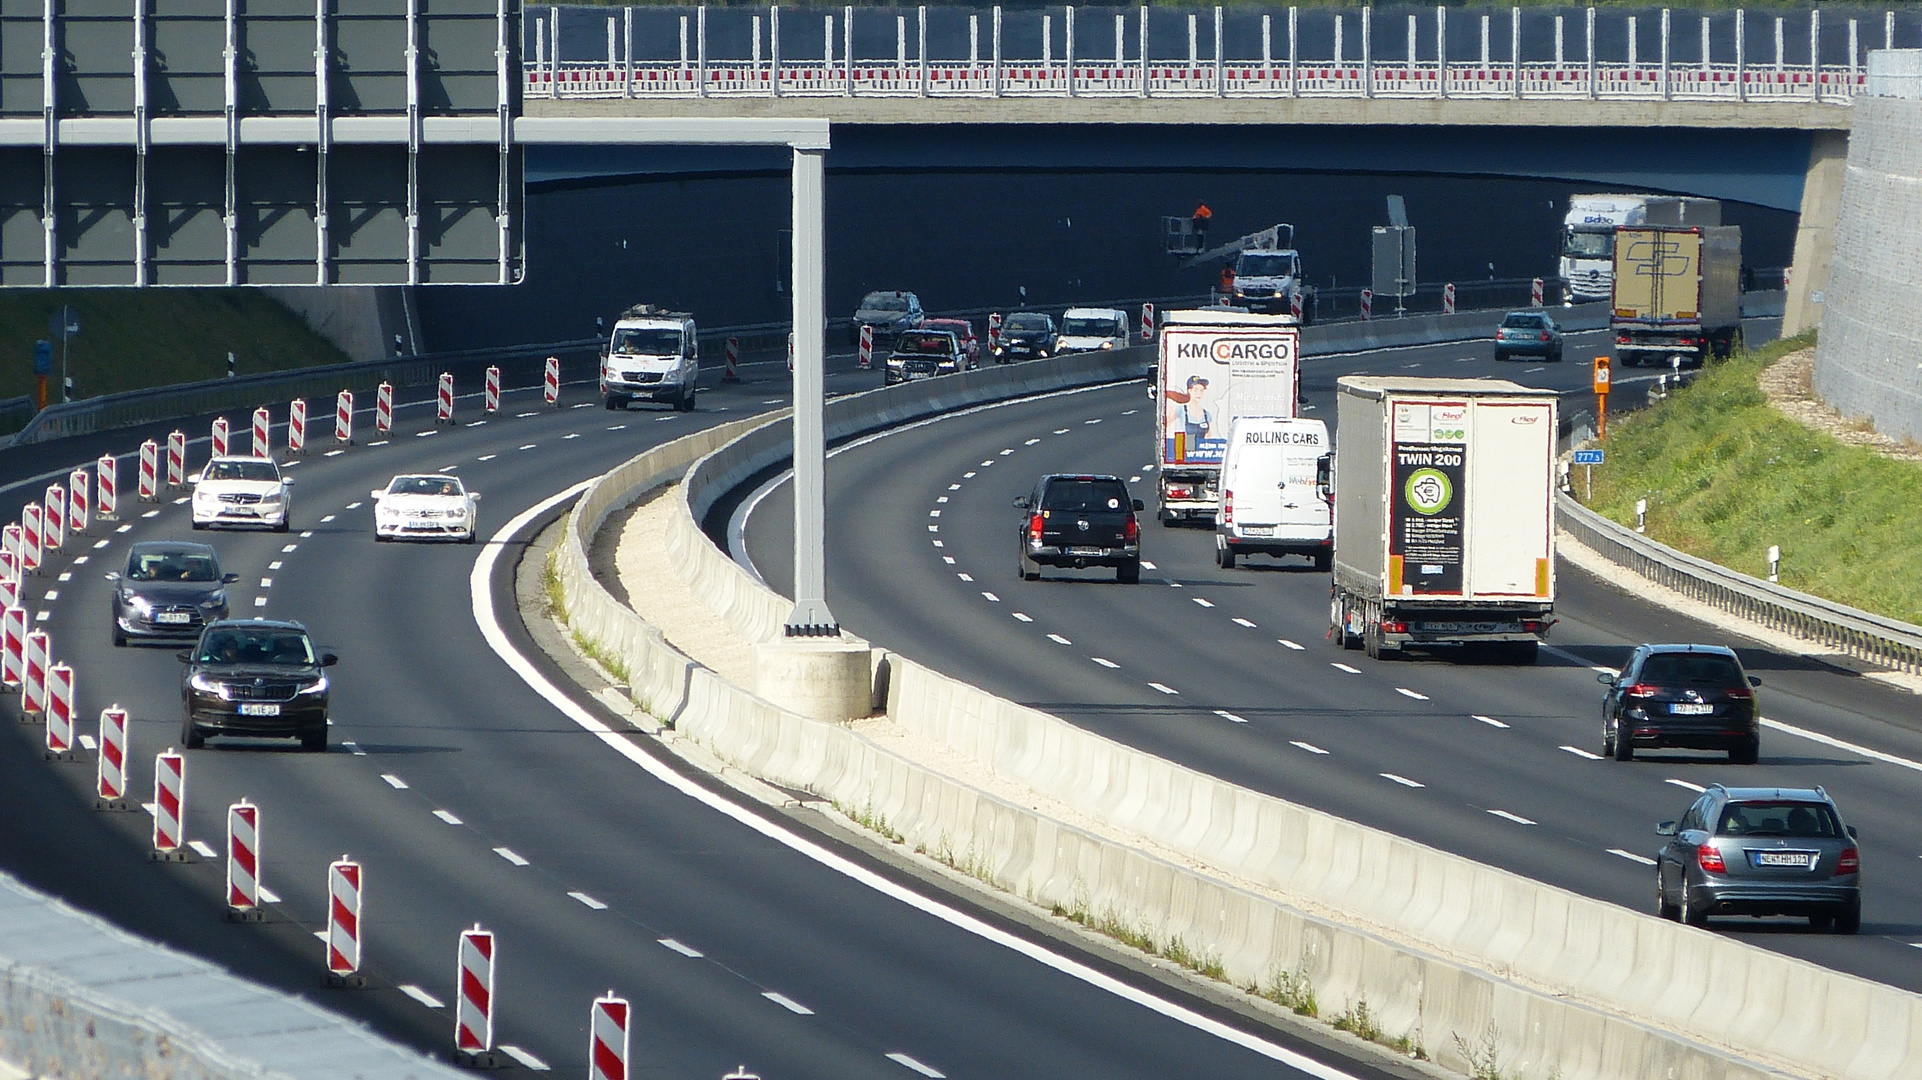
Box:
[1614,228,1702,325]
[1464,400,1555,599]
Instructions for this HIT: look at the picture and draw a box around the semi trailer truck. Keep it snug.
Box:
[1559,194,1720,304]
[1610,223,1743,368]
[1153,309,1300,524]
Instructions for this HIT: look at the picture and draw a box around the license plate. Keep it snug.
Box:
[1068,546,1106,556]
[238,703,280,717]
[1241,526,1276,537]
[1420,621,1509,634]
[1752,851,1813,868]
[154,612,192,624]
[1669,703,1715,715]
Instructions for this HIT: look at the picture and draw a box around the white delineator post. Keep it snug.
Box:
[1139,303,1153,342]
[44,661,74,759]
[152,748,188,860]
[96,705,131,810]
[1442,282,1457,315]
[325,857,365,986]
[857,323,872,370]
[589,994,630,1080]
[1360,288,1374,320]
[376,382,394,434]
[455,925,496,1063]
[544,355,561,405]
[336,390,355,444]
[251,406,271,457]
[485,366,502,413]
[96,454,117,519]
[166,430,187,486]
[21,629,48,716]
[1,606,24,689]
[786,144,837,638]
[68,467,88,535]
[227,800,263,919]
[437,372,455,425]
[288,398,307,455]
[211,416,230,457]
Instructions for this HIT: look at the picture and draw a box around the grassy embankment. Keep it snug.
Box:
[1582,331,1922,627]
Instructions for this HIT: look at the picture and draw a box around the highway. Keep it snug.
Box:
[741,321,1922,995]
[0,350,1411,1080]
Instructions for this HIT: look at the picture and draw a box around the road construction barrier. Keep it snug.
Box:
[1532,277,1545,307]
[1,606,23,689]
[0,552,16,611]
[251,406,271,457]
[1137,305,1152,342]
[68,467,88,535]
[1290,290,1303,320]
[544,356,561,405]
[455,925,496,1062]
[22,629,48,715]
[588,994,629,1080]
[42,484,64,553]
[857,325,873,370]
[1443,282,1457,315]
[989,312,1003,349]
[21,504,42,574]
[166,431,186,486]
[227,801,262,919]
[376,382,394,434]
[335,390,355,444]
[138,441,160,501]
[723,338,740,383]
[152,749,185,858]
[96,454,116,519]
[485,366,501,413]
[211,416,229,457]
[1360,288,1374,320]
[437,373,454,425]
[95,706,129,808]
[44,662,73,758]
[288,398,307,455]
[326,857,364,984]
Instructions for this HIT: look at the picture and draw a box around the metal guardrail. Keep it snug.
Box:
[1557,492,1922,674]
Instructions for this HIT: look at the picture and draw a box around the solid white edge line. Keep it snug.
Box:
[470,481,1367,1080]
[1761,716,1922,774]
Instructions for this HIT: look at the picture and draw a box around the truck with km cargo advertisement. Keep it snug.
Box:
[1610,223,1743,369]
[1154,309,1300,524]
[1328,377,1556,664]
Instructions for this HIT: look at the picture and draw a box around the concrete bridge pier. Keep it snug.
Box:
[1784,130,1850,338]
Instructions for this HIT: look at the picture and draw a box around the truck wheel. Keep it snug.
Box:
[1018,555,1039,582]
[1507,641,1539,665]
[1312,550,1333,573]
[604,395,625,411]
[1117,559,1140,584]
[1215,536,1236,569]
[1614,723,1634,761]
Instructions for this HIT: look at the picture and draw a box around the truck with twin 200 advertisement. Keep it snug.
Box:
[1329,377,1557,664]
[1153,309,1300,524]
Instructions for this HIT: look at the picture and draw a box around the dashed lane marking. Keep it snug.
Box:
[516,411,538,418]
[563,433,580,440]
[1084,418,1103,425]
[1092,657,1119,668]
[1292,741,1328,755]
[1129,476,1141,483]
[658,938,701,956]
[1561,745,1602,760]
[1232,618,1255,628]
[929,510,941,518]
[143,509,160,518]
[188,840,219,859]
[319,515,336,523]
[1192,597,1214,608]
[41,590,56,601]
[1666,778,1707,793]
[269,561,282,570]
[1024,438,1040,445]
[1140,561,1156,570]
[324,449,346,458]
[887,1053,946,1078]
[414,430,437,438]
[368,440,390,446]
[494,847,529,866]
[116,524,132,533]
[56,571,69,582]
[981,592,999,602]
[1395,687,1428,700]
[259,886,281,903]
[1011,613,1032,623]
[342,741,366,756]
[281,544,298,553]
[1278,639,1304,650]
[478,453,498,461]
[34,611,47,622]
[1047,634,1072,645]
[92,539,110,549]
[979,460,994,467]
[1380,773,1424,788]
[942,556,955,565]
[1609,849,1657,866]
[499,1046,548,1071]
[764,992,815,1015]
[252,597,268,608]
[1331,663,1360,674]
[964,471,976,478]
[570,891,609,910]
[1489,810,1538,826]
[518,444,536,451]
[1148,682,1179,695]
[381,774,408,789]
[433,809,463,825]
[1053,429,1070,435]
[936,497,949,504]
[947,484,961,490]
[299,530,313,538]
[259,578,272,588]
[78,734,96,750]
[400,985,445,1008]
[1214,710,1248,724]
[1473,715,1509,728]
[956,573,973,582]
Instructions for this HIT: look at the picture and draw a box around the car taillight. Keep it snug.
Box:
[1723,687,1752,699]
[1540,332,1550,342]
[1697,844,1727,874]
[1169,486,1192,500]
[1623,684,1661,698]
[1221,491,1234,524]
[1522,620,1546,633]
[1616,334,1630,345]
[1123,514,1138,542]
[1836,846,1859,875]
[1380,620,1407,634]
[1028,514,1044,543]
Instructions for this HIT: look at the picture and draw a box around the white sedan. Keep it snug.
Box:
[371,474,480,543]
[191,456,294,532]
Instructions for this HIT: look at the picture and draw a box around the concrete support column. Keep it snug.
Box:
[1782,129,1849,338]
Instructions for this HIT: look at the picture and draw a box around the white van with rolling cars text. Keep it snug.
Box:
[1215,417,1332,570]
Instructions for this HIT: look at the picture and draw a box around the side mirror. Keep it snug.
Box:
[1655,821,1678,837]
[221,572,240,583]
[104,571,121,582]
[1132,499,1145,512]
[470,493,482,502]
[371,489,385,500]
[1597,672,1616,685]
[1315,453,1335,501]
[1846,825,1858,840]
[176,650,193,663]
[1748,676,1762,687]
[1012,496,1031,510]
[319,653,339,667]
[282,476,296,485]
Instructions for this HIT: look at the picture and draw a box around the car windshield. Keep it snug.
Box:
[197,627,315,666]
[1042,479,1130,512]
[390,476,464,497]
[206,460,279,482]
[860,293,910,312]
[610,327,682,356]
[1237,252,1294,276]
[1502,315,1548,330]
[128,551,219,582]
[1563,230,1613,258]
[1006,314,1051,332]
[1637,653,1745,686]
[894,332,954,355]
[1062,318,1116,337]
[1717,801,1842,839]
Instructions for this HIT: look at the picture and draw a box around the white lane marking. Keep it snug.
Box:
[516,411,538,419]
[1395,687,1428,700]
[400,985,445,1008]
[762,398,786,405]
[928,525,939,533]
[41,590,57,601]
[312,930,328,941]
[1473,714,1509,729]
[1762,715,1922,774]
[1091,657,1119,668]
[142,802,156,815]
[563,433,581,440]
[1011,612,1032,623]
[569,891,608,910]
[319,514,336,523]
[941,556,955,565]
[1525,366,1546,373]
[570,402,594,410]
[142,509,160,518]
[928,510,941,518]
[281,543,298,553]
[1047,634,1072,645]
[1084,418,1103,425]
[381,774,408,789]
[1278,638,1304,650]
[1166,582,1182,589]
[887,1053,946,1078]
[369,439,390,446]
[1053,429,1070,435]
[936,496,949,504]
[963,471,976,478]
[479,453,499,461]
[33,611,47,622]
[56,571,70,582]
[1380,773,1424,788]
[493,847,529,866]
[1561,745,1602,760]
[254,886,281,903]
[342,741,366,756]
[980,460,994,467]
[1191,597,1214,608]
[1024,438,1041,446]
[659,938,702,957]
[433,809,463,825]
[947,484,961,490]
[498,1046,548,1071]
[324,449,346,458]
[93,539,110,548]
[1129,476,1141,483]
[1214,710,1248,724]
[1331,663,1360,674]
[1000,449,1014,456]
[518,444,536,451]
[116,524,133,533]
[473,482,1375,1080]
[1609,849,1657,866]
[1140,561,1156,570]
[188,840,219,859]
[1489,810,1538,826]
[1666,778,1707,793]
[980,592,999,602]
[259,578,273,588]
[78,734,96,750]
[1121,409,1138,416]
[931,540,943,547]
[1292,741,1329,755]
[1231,617,1255,628]
[764,992,815,1015]
[268,561,283,570]
[956,573,973,582]
[252,597,268,608]
[414,430,437,438]
[1148,682,1179,695]
[71,556,86,565]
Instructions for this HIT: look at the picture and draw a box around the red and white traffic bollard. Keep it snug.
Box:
[21,504,42,575]
[1138,305,1153,343]
[1,606,23,689]
[42,484,64,553]
[484,366,501,413]
[227,800,263,920]
[96,706,131,810]
[166,431,187,486]
[288,398,307,455]
[588,993,630,1080]
[152,748,187,860]
[97,454,117,519]
[857,324,873,370]
[1531,277,1545,307]
[723,337,740,383]
[1359,288,1374,321]
[325,857,365,986]
[0,552,16,611]
[23,629,49,715]
[44,662,74,759]
[1290,289,1304,320]
[251,406,272,457]
[211,417,230,457]
[139,440,160,501]
[68,467,88,535]
[335,390,355,444]
[455,925,496,1064]
[544,355,560,405]
[375,382,394,434]
[436,372,455,425]
[989,312,1004,350]
[1442,282,1457,316]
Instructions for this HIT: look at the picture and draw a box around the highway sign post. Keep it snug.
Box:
[48,308,78,404]
[1572,447,1603,500]
[30,340,51,410]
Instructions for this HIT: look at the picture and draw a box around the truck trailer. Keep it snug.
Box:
[1610,224,1743,368]
[1329,377,1557,663]
[1559,194,1721,304]
[1153,309,1300,524]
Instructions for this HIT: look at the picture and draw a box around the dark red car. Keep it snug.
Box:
[920,318,979,368]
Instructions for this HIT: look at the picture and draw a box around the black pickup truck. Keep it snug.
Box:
[1014,474,1143,583]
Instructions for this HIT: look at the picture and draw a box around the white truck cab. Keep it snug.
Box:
[602,305,699,412]
[1057,308,1130,353]
[1214,416,1332,570]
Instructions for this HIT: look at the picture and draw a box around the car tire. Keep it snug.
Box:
[680,386,697,412]
[463,527,477,545]
[1117,559,1140,585]
[1681,886,1708,928]
[273,518,290,534]
[1550,348,1564,363]
[1493,349,1508,363]
[300,725,327,753]
[1018,555,1039,582]
[1657,877,1680,922]
[1602,722,1616,758]
[191,518,207,531]
[604,396,625,411]
[1835,901,1861,935]
[1216,537,1236,569]
[181,718,205,750]
[1613,721,1634,761]
[1809,912,1835,931]
[1729,736,1760,764]
[112,626,126,647]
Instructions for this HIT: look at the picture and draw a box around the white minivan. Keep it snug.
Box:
[1056,308,1130,353]
[1215,416,1332,570]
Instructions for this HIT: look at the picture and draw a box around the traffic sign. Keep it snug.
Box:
[31,340,50,376]
[48,307,79,341]
[1572,449,1604,465]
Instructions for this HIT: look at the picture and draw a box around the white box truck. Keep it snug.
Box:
[1610,224,1743,368]
[1153,309,1300,524]
[1329,377,1556,663]
[1215,416,1332,571]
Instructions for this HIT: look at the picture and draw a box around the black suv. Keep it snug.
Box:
[1655,785,1861,932]
[1599,644,1760,763]
[1015,475,1143,583]
[180,620,336,752]
[884,329,966,385]
[993,312,1058,362]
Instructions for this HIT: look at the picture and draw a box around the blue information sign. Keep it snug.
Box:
[31,339,51,376]
[1572,449,1605,465]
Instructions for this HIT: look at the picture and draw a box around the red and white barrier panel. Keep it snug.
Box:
[989,312,1003,350]
[1137,305,1152,343]
[589,994,630,1080]
[1531,277,1545,307]
[1290,289,1304,320]
[166,431,187,487]
[227,800,263,920]
[68,467,89,535]
[96,454,117,519]
[375,382,394,434]
[288,398,307,455]
[0,551,17,610]
[20,504,42,575]
[325,857,365,986]
[723,338,740,383]
[96,706,131,810]
[44,662,74,759]
[437,372,455,425]
[251,406,271,457]
[455,925,496,1063]
[1,524,16,568]
[1442,282,1457,316]
[543,356,560,405]
[857,324,873,370]
[484,366,501,413]
[43,484,65,553]
[335,390,355,444]
[211,416,230,457]
[138,440,160,501]
[0,606,23,689]
[1359,288,1374,321]
[152,748,188,860]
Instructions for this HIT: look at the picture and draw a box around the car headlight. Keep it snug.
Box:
[260,492,283,504]
[296,675,329,696]
[188,672,230,698]
[202,591,226,608]
[1100,341,1114,350]
[122,590,150,613]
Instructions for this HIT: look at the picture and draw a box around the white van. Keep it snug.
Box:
[602,305,699,412]
[1056,308,1130,353]
[1215,416,1332,570]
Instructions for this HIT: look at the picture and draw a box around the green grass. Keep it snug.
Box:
[1583,331,1922,626]
[0,290,347,405]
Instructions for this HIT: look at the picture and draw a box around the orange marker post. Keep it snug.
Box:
[1592,355,1612,440]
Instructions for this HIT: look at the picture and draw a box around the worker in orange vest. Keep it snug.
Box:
[1192,201,1212,242]
[1219,263,1236,299]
